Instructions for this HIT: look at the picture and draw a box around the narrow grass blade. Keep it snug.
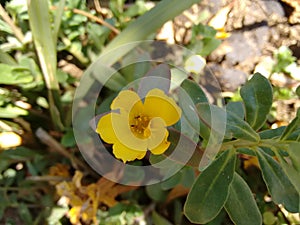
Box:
[27,0,63,130]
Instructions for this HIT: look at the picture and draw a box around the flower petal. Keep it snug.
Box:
[111,90,143,113]
[150,131,170,155]
[147,117,167,150]
[96,113,118,144]
[144,89,181,126]
[111,109,148,150]
[112,141,147,163]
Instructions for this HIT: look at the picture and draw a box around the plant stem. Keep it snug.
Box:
[0,4,24,43]
[73,8,120,35]
[50,6,120,35]
[220,138,288,152]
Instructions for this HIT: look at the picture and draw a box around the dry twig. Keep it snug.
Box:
[35,127,89,172]
[72,8,120,35]
[0,4,24,42]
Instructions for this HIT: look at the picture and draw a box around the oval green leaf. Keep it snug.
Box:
[226,101,245,120]
[178,79,210,140]
[225,172,262,225]
[276,151,300,211]
[280,108,300,140]
[256,148,299,213]
[164,128,204,168]
[184,148,236,224]
[240,73,273,131]
[196,103,260,142]
[0,64,33,84]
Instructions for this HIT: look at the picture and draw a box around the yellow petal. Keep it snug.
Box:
[150,131,170,155]
[147,117,167,150]
[144,89,181,126]
[112,141,147,163]
[111,90,143,113]
[96,113,118,144]
[215,31,231,39]
[68,206,81,225]
[111,109,148,150]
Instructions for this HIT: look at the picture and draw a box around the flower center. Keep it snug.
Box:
[130,115,151,139]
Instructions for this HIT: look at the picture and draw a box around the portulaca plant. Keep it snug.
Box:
[76,62,300,224]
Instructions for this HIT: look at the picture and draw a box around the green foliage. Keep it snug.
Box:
[224,173,262,225]
[256,148,299,212]
[189,24,221,56]
[178,72,300,224]
[196,103,260,142]
[272,46,297,74]
[0,0,300,224]
[240,73,273,131]
[184,149,236,223]
[98,203,144,225]
[0,63,33,84]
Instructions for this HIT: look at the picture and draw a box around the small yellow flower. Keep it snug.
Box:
[215,27,231,39]
[96,88,181,163]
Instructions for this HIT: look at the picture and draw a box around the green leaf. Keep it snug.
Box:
[180,79,208,103]
[121,56,152,82]
[226,111,260,142]
[0,18,12,34]
[152,211,173,225]
[259,126,285,139]
[226,101,245,120]
[206,210,227,225]
[61,129,76,147]
[240,73,273,130]
[0,147,40,161]
[263,211,277,225]
[164,128,204,168]
[0,49,17,65]
[296,85,300,97]
[0,104,28,118]
[196,103,260,142]
[275,151,300,211]
[28,0,63,130]
[256,148,299,212]
[280,108,300,140]
[124,1,148,18]
[161,170,182,190]
[179,79,210,140]
[199,38,221,56]
[192,24,217,39]
[0,64,33,84]
[225,173,262,225]
[18,203,33,224]
[287,142,300,172]
[92,62,128,91]
[53,0,66,43]
[146,183,168,202]
[181,167,195,188]
[170,68,188,91]
[286,128,300,141]
[184,149,236,224]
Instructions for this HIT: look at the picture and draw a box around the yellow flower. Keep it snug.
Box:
[96,88,181,163]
